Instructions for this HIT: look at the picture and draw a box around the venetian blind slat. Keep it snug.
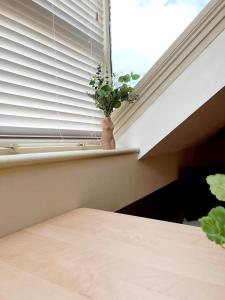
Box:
[0,0,106,139]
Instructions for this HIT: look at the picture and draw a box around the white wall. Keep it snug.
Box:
[0,151,188,237]
[117,29,225,158]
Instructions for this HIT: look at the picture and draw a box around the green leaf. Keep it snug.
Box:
[209,206,225,225]
[123,74,131,82]
[118,76,124,82]
[89,80,95,86]
[113,101,121,108]
[96,89,107,97]
[101,84,113,92]
[199,206,225,245]
[120,84,128,95]
[206,174,225,201]
[131,72,140,80]
[118,74,131,83]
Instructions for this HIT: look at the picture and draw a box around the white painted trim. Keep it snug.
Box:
[0,148,139,169]
[112,0,225,137]
[0,143,102,154]
[117,28,225,158]
[0,147,15,155]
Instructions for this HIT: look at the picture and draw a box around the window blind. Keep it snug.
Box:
[0,0,108,140]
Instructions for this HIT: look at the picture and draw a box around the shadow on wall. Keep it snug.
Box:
[118,129,225,223]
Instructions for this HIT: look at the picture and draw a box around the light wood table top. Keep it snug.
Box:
[0,208,224,300]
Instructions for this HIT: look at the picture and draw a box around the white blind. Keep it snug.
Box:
[0,0,107,139]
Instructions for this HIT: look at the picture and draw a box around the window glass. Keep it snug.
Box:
[111,0,210,78]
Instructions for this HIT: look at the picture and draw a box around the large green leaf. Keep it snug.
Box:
[199,206,225,245]
[131,72,140,80]
[206,174,225,201]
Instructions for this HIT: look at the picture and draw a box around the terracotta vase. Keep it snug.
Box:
[101,117,116,150]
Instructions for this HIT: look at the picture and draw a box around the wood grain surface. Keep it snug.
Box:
[0,208,224,299]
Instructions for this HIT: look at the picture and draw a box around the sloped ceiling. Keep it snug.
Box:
[147,86,225,157]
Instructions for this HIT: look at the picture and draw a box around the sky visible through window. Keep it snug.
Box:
[111,0,210,80]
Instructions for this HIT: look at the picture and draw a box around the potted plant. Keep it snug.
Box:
[199,174,225,248]
[88,64,140,150]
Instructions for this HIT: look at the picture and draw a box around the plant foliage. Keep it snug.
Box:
[199,174,225,246]
[88,64,140,117]
[206,174,225,201]
[199,206,225,245]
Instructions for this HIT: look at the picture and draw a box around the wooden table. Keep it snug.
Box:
[0,208,224,299]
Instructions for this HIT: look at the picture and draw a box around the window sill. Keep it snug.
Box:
[0,148,139,169]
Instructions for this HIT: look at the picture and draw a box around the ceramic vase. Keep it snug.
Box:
[101,117,116,150]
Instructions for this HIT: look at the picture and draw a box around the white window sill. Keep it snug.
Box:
[0,148,139,169]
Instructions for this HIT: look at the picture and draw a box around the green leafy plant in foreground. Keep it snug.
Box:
[88,64,140,117]
[199,174,225,247]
